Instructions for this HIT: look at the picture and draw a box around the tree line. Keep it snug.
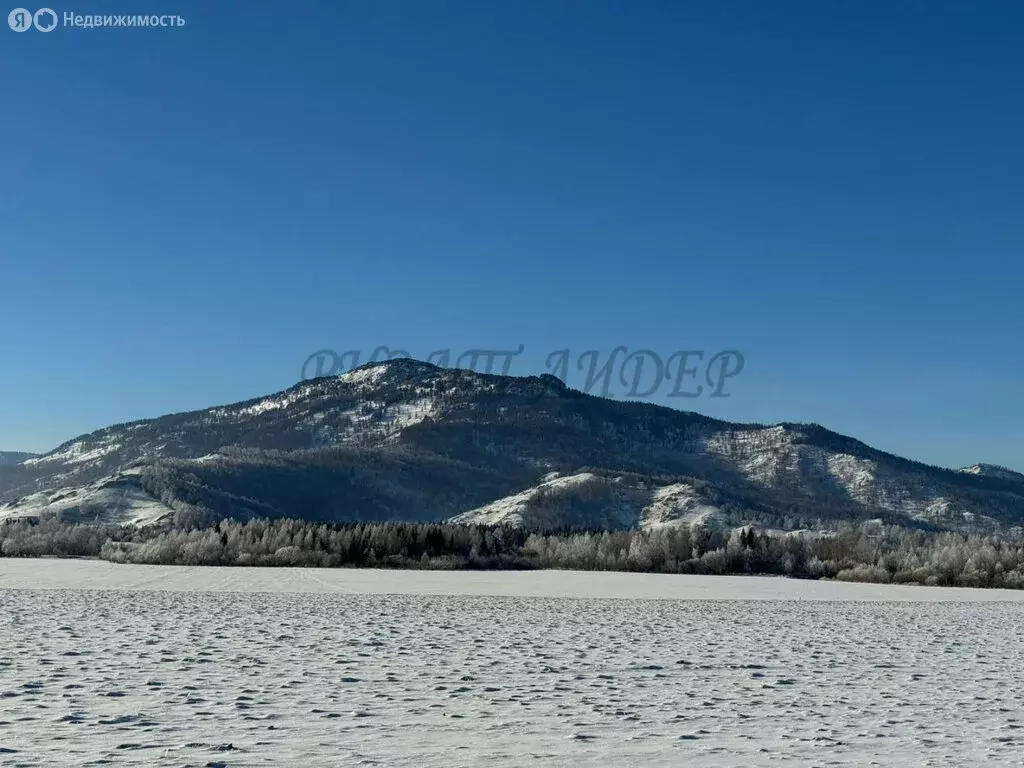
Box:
[3,513,1024,589]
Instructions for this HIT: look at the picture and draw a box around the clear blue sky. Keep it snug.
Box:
[2,1,1021,470]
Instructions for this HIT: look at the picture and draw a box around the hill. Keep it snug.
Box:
[2,360,1021,532]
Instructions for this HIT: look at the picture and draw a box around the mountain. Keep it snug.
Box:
[958,464,1024,484]
[2,359,1022,532]
[0,452,37,467]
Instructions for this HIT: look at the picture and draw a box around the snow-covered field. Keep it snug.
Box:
[2,561,1024,766]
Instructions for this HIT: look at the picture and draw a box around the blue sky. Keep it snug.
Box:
[2,0,1021,470]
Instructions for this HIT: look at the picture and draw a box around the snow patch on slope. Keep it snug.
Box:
[453,473,725,531]
[0,473,173,526]
[23,439,122,467]
[327,398,438,444]
[641,484,722,528]
[232,393,305,418]
[451,472,605,527]
[340,365,390,387]
[958,464,1024,483]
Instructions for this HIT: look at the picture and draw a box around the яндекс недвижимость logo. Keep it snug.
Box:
[8,8,185,30]
[8,7,56,31]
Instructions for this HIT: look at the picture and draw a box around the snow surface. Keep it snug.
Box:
[2,560,1024,766]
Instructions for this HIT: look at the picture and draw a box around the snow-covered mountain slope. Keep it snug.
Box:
[958,464,1024,483]
[0,451,37,467]
[0,469,174,526]
[0,361,452,500]
[1,359,1022,532]
[450,471,728,530]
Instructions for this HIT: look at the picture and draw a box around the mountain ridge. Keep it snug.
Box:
[0,452,38,468]
[2,360,1022,532]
